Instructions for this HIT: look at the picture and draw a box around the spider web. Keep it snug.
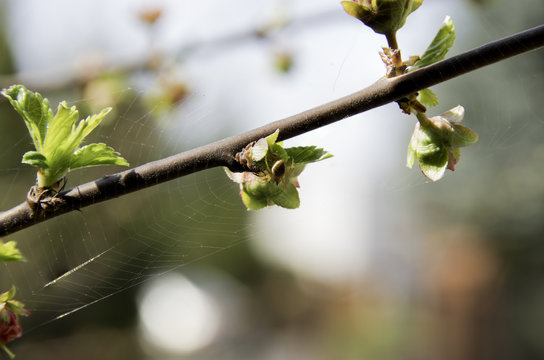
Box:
[1,0,387,335]
[1,0,543,359]
[0,82,255,321]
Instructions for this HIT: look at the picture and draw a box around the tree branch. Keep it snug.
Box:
[1,24,543,236]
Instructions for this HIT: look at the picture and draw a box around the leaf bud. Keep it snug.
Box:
[341,0,423,37]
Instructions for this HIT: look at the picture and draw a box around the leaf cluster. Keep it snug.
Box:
[226,130,332,210]
[1,85,129,189]
[407,106,478,181]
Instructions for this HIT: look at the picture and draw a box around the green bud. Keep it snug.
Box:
[341,0,423,36]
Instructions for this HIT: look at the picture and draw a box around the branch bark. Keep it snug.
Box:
[1,24,543,237]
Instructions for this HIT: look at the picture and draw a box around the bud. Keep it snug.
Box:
[407,106,478,181]
[0,308,22,345]
[138,7,162,25]
[0,286,30,359]
[341,0,423,36]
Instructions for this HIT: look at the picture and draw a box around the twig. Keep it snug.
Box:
[0,10,343,92]
[1,24,543,237]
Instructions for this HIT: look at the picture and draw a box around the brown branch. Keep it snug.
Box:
[1,24,543,237]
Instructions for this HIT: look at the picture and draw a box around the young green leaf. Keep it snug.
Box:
[69,143,129,169]
[66,107,113,150]
[271,183,300,209]
[265,129,280,146]
[0,286,16,303]
[285,146,333,164]
[42,102,80,156]
[0,241,26,263]
[21,151,48,169]
[241,181,281,210]
[266,143,289,163]
[448,124,479,148]
[410,16,455,71]
[1,85,52,152]
[240,188,269,210]
[414,126,449,181]
[418,88,439,107]
[406,123,418,168]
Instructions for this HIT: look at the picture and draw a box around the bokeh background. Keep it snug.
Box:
[0,0,543,359]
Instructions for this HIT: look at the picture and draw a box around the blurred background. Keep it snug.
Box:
[0,0,543,359]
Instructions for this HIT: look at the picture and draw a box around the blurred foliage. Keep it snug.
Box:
[0,2,13,75]
[410,0,544,358]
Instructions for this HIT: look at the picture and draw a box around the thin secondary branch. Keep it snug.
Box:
[0,10,343,92]
[1,24,543,236]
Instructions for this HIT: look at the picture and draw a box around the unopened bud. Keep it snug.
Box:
[341,0,423,36]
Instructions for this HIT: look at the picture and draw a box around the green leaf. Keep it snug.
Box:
[285,146,332,164]
[271,183,300,209]
[0,241,26,263]
[265,129,280,146]
[415,127,449,181]
[418,88,439,107]
[59,107,112,157]
[267,143,289,161]
[241,181,300,210]
[69,143,129,169]
[1,85,53,152]
[410,16,455,71]
[0,286,16,302]
[241,188,268,210]
[431,106,478,147]
[406,123,419,168]
[341,1,371,21]
[21,151,48,169]
[42,102,80,159]
[241,182,280,210]
[449,124,479,148]
[290,163,307,179]
[418,152,448,181]
[5,299,30,316]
